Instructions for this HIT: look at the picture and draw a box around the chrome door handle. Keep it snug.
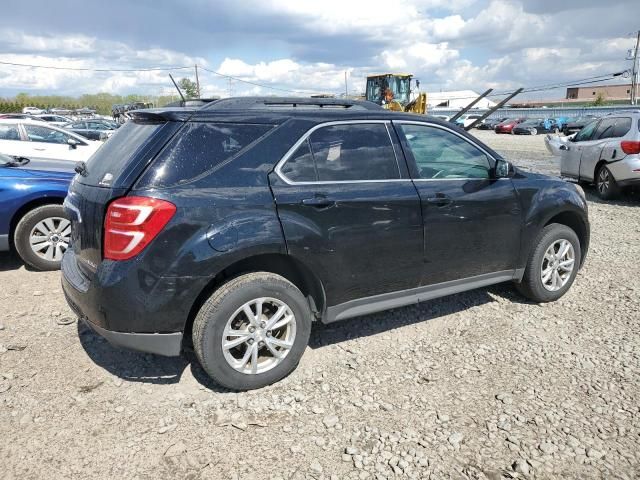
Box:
[425,194,452,206]
[302,196,335,208]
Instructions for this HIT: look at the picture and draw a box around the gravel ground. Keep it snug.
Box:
[1,131,639,479]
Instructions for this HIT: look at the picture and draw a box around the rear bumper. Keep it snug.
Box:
[81,314,182,356]
[608,157,640,188]
[0,234,8,251]
[61,249,208,357]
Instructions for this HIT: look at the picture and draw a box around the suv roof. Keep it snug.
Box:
[203,96,382,111]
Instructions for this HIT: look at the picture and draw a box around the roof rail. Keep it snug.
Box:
[203,96,382,111]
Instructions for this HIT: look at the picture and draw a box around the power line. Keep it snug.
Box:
[0,60,192,72]
[198,65,322,95]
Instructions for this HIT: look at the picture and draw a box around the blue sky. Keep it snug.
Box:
[0,0,637,100]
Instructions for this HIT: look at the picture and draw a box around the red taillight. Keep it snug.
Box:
[104,196,176,261]
[621,140,640,155]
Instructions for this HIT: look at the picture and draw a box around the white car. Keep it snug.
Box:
[455,114,484,129]
[22,106,44,115]
[33,114,71,127]
[0,119,102,162]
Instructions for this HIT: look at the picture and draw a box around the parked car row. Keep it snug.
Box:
[1,114,119,140]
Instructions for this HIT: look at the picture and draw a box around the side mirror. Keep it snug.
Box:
[494,159,512,178]
[67,138,79,149]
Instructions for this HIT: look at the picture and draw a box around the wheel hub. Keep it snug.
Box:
[221,297,297,375]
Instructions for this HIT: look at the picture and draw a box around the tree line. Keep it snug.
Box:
[0,91,185,115]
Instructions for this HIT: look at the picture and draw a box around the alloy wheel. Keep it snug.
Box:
[597,167,610,195]
[222,297,297,375]
[540,239,575,292]
[29,217,71,262]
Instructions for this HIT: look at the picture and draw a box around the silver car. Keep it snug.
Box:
[555,111,640,200]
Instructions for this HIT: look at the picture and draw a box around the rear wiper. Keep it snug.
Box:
[75,161,88,176]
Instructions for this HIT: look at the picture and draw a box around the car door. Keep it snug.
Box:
[0,123,25,156]
[269,120,424,310]
[394,121,522,286]
[560,119,599,178]
[22,123,87,161]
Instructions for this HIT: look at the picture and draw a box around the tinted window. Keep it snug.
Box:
[281,140,316,182]
[81,120,164,185]
[574,120,599,142]
[612,118,631,137]
[141,122,273,188]
[0,124,21,140]
[71,122,85,129]
[308,123,399,181]
[594,118,616,139]
[24,125,71,144]
[399,124,490,179]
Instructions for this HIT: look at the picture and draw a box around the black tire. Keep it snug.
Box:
[14,204,69,271]
[515,223,581,303]
[193,272,312,390]
[595,164,619,200]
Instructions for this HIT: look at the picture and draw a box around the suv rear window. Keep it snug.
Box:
[81,120,164,185]
[138,122,273,188]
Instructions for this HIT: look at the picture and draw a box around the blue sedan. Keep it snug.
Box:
[0,153,74,270]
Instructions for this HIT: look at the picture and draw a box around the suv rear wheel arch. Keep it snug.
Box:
[184,253,325,338]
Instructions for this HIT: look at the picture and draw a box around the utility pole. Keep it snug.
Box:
[631,30,640,105]
[344,71,348,98]
[195,64,201,99]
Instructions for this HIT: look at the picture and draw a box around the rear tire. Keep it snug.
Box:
[193,272,312,390]
[595,164,619,200]
[14,204,70,271]
[515,223,581,303]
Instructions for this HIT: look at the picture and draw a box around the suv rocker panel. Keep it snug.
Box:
[324,269,524,323]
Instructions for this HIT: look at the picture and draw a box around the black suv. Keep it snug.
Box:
[62,97,590,390]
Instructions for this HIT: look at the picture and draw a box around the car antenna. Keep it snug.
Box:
[169,74,186,103]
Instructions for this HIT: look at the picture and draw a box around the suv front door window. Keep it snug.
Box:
[396,121,521,285]
[271,121,423,305]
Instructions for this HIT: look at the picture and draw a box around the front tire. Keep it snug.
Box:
[193,272,312,390]
[595,164,619,200]
[14,204,70,271]
[516,223,581,303]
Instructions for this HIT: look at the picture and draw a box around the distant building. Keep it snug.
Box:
[427,90,497,109]
[566,84,632,101]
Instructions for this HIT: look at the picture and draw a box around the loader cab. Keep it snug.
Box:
[366,74,412,107]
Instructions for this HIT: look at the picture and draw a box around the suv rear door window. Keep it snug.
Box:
[307,123,399,181]
[612,118,631,137]
[574,120,599,142]
[139,122,273,188]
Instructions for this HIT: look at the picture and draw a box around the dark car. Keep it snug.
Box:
[562,115,597,136]
[63,120,118,141]
[512,118,559,135]
[0,153,74,270]
[62,97,590,390]
[495,118,525,134]
[477,117,507,130]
